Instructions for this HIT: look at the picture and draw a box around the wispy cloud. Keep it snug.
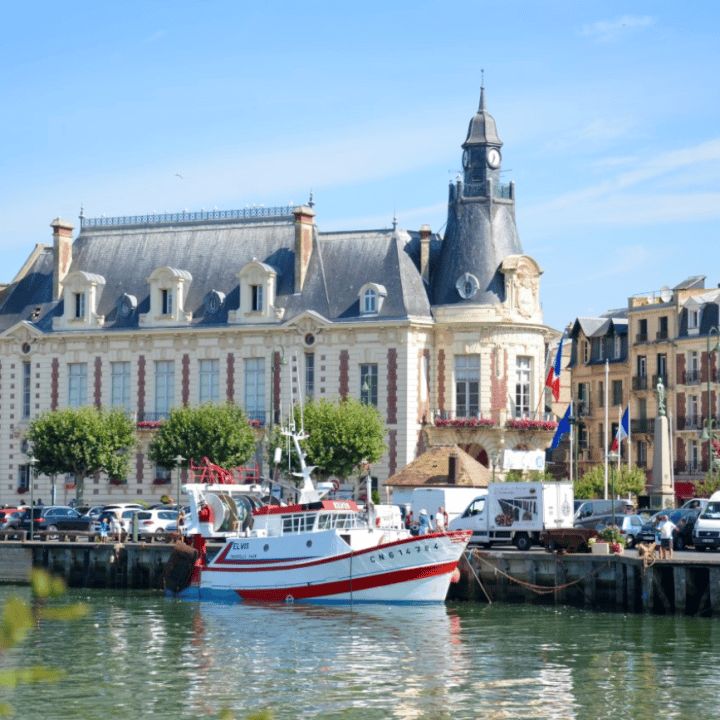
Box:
[142,30,167,44]
[581,15,655,43]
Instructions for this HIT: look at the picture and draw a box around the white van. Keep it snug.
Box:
[574,498,634,524]
[692,491,720,550]
[410,487,486,530]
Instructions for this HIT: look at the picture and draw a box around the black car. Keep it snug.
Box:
[19,506,99,539]
[637,508,699,550]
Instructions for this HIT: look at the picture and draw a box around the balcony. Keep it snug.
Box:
[631,417,655,434]
[652,373,669,389]
[635,332,648,343]
[674,460,703,475]
[677,414,702,431]
[576,401,591,417]
[633,375,649,391]
[681,369,702,385]
[656,330,669,341]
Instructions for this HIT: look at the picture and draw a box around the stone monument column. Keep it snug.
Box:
[651,378,674,506]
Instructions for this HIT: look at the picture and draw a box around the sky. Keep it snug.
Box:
[3,0,719,332]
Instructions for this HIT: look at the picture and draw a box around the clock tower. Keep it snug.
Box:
[431,84,524,308]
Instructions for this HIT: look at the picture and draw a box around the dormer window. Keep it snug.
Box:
[229,259,280,325]
[54,270,106,330]
[251,284,263,312]
[74,292,85,319]
[140,266,192,327]
[161,288,173,316]
[689,308,700,329]
[358,283,387,316]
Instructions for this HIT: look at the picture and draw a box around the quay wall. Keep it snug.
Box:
[1,541,719,616]
[449,548,720,617]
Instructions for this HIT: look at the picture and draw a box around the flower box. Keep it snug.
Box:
[505,419,558,431]
[434,418,495,428]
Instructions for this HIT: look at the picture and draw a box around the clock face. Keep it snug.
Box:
[487,148,501,168]
[462,149,469,169]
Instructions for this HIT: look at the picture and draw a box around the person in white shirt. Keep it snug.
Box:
[435,506,449,533]
[658,515,677,559]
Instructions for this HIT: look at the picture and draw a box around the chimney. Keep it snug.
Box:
[448,449,459,485]
[419,224,431,281]
[51,217,74,301]
[293,205,315,292]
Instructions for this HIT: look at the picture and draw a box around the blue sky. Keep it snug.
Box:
[3,0,719,332]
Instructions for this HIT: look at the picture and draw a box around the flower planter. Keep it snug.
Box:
[591,542,610,555]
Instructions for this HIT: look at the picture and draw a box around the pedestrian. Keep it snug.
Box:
[111,512,122,542]
[436,505,449,533]
[654,515,664,558]
[659,514,678,560]
[99,517,109,543]
[418,509,431,535]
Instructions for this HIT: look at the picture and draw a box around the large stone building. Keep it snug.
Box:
[564,276,719,501]
[0,86,555,505]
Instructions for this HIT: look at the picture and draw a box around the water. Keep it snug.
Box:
[2,586,720,720]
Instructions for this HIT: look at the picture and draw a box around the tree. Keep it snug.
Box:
[575,463,646,500]
[25,406,136,506]
[148,403,257,474]
[269,398,387,482]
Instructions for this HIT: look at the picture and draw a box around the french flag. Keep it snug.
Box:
[545,337,563,402]
[550,405,572,450]
[611,407,630,452]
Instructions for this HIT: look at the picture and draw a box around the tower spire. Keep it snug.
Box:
[479,69,486,112]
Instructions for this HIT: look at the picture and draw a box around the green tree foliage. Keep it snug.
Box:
[26,406,136,506]
[148,403,257,473]
[269,398,386,481]
[575,463,646,500]
[504,469,557,483]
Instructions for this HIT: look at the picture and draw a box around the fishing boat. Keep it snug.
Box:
[165,427,471,604]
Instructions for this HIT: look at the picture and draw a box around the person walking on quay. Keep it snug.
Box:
[111,512,123,542]
[418,509,431,535]
[435,506,448,533]
[659,514,678,560]
[654,515,664,559]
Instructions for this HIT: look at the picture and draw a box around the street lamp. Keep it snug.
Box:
[174,454,185,519]
[701,327,720,475]
[27,457,37,541]
[606,450,619,527]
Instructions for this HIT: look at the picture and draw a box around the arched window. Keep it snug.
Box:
[363,289,377,314]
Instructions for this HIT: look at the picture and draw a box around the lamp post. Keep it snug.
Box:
[174,454,185,518]
[701,327,720,475]
[27,457,37,541]
[606,450,619,527]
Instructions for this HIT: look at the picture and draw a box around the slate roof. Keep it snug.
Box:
[0,214,437,333]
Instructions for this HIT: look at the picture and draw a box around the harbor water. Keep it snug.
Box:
[2,586,720,720]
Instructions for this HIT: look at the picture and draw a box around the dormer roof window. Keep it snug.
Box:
[229,259,280,324]
[140,266,192,327]
[358,283,387,316]
[685,298,701,336]
[54,270,106,330]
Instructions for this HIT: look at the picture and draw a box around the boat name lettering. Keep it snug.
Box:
[332,502,351,509]
[369,543,439,563]
[232,542,250,550]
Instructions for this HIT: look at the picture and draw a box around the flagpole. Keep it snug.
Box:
[628,403,632,467]
[604,361,609,500]
[617,406,622,475]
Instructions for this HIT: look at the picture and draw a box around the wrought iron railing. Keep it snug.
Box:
[81,205,295,229]
[682,369,702,385]
[633,375,649,391]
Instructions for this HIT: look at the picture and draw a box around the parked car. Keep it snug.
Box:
[19,506,100,539]
[131,509,178,541]
[637,508,699,550]
[76,505,106,519]
[585,513,645,548]
[0,510,24,531]
[98,508,139,539]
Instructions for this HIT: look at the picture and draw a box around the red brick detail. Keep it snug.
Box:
[136,451,144,484]
[137,356,146,416]
[437,349,445,413]
[490,349,508,416]
[388,429,397,476]
[226,353,235,402]
[387,348,397,424]
[676,436,686,464]
[51,358,59,410]
[417,349,430,424]
[339,350,349,400]
[94,356,102,408]
[182,354,190,406]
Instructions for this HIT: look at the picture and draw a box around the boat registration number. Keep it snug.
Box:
[369,542,439,563]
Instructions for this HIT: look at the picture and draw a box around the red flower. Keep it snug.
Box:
[434,418,495,428]
[506,419,558,431]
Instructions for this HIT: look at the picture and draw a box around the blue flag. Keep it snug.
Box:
[551,405,572,450]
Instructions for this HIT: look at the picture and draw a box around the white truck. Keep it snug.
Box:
[409,487,486,530]
[447,481,575,551]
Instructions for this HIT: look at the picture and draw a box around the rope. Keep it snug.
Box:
[462,550,492,604]
[471,549,611,596]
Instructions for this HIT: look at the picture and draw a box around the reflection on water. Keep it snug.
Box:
[1,586,720,720]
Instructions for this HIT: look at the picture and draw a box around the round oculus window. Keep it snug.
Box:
[304,333,315,347]
[456,273,479,299]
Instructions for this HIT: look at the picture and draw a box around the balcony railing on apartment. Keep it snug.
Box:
[652,373,669,389]
[576,401,591,417]
[674,460,703,475]
[636,332,648,343]
[631,417,655,434]
[677,414,703,431]
[633,375,649,391]
[682,369,702,385]
[656,330,669,341]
